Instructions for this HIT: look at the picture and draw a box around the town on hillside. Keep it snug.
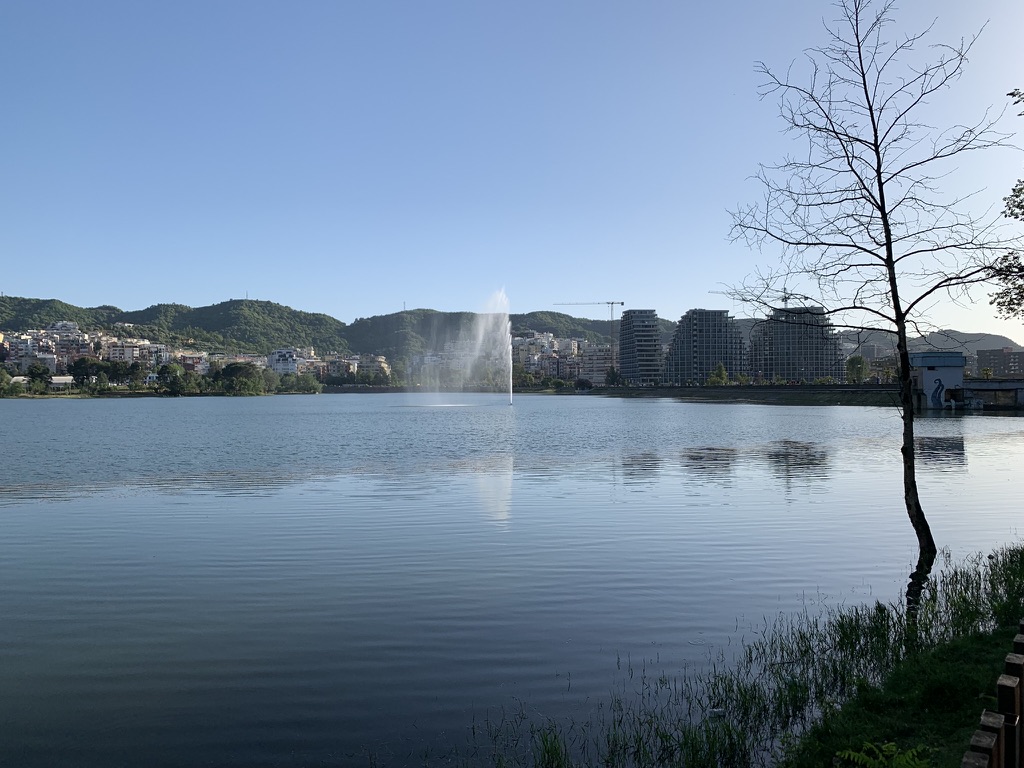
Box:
[1,307,1022,402]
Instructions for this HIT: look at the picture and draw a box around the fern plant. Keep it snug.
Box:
[835,742,930,768]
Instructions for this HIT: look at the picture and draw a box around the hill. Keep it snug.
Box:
[0,297,122,329]
[0,296,352,355]
[731,317,1018,357]
[116,300,352,354]
[0,296,1016,358]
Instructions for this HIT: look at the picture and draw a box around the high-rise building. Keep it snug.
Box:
[977,347,1024,378]
[618,309,662,386]
[664,309,745,385]
[747,306,843,382]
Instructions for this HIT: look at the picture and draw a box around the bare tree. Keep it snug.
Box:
[730,0,1020,582]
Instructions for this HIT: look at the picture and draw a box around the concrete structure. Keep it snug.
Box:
[664,309,745,385]
[268,348,301,375]
[909,351,965,410]
[580,343,613,384]
[618,309,662,386]
[107,341,141,363]
[747,307,843,383]
[358,354,392,379]
[962,379,1024,409]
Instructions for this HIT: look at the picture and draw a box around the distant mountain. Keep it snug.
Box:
[731,317,1019,357]
[1,296,1016,358]
[909,329,1019,355]
[0,296,352,354]
[831,327,1019,357]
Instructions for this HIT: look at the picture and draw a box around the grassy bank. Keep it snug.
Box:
[447,545,1024,768]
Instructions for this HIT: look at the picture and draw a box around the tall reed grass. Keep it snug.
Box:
[452,544,1024,768]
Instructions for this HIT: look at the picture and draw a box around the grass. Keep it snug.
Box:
[443,544,1024,768]
[782,627,1014,767]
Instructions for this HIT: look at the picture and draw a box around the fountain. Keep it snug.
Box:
[471,289,513,405]
[406,289,512,403]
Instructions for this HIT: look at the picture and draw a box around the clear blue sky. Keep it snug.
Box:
[2,1,1022,339]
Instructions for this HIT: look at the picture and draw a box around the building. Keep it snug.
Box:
[909,351,965,410]
[579,343,613,384]
[663,309,745,385]
[268,348,302,375]
[747,306,843,382]
[977,347,1024,378]
[618,309,662,386]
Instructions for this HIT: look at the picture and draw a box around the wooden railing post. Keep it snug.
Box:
[960,620,1024,767]
[998,674,1021,768]
[981,711,1006,768]
[971,729,1001,766]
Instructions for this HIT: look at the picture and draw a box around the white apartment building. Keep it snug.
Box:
[268,348,302,375]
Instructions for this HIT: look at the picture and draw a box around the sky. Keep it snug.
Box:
[2,1,1023,340]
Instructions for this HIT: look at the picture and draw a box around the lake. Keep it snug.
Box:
[1,394,1021,766]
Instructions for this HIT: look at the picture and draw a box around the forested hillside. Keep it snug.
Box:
[0,297,351,354]
[1,296,1015,357]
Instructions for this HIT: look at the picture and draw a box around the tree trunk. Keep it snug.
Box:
[896,323,937,630]
[895,333,937,560]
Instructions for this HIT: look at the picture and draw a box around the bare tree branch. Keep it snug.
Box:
[728,0,1023,574]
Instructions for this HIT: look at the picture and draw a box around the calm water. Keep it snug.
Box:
[1,394,1021,766]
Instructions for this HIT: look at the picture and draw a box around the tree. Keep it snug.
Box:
[989,90,1024,318]
[845,355,869,384]
[128,361,147,391]
[707,362,729,386]
[217,362,264,395]
[25,361,52,386]
[107,360,131,386]
[69,357,95,387]
[158,363,189,395]
[730,0,1020,584]
[261,368,281,393]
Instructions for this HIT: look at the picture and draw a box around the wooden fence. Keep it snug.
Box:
[962,623,1024,767]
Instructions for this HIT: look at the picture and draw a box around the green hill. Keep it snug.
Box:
[0,296,352,354]
[0,297,631,356]
[1,296,1015,359]
[118,300,352,354]
[0,296,122,330]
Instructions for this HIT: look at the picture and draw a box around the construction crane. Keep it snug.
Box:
[554,301,625,367]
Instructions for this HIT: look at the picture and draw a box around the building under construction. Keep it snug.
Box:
[663,309,745,385]
[747,306,844,383]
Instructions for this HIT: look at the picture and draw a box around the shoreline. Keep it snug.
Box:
[6,383,1023,410]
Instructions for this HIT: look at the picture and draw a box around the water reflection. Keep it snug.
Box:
[621,452,664,484]
[680,447,737,481]
[760,440,830,482]
[915,436,966,469]
[476,455,514,526]
[0,469,320,506]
